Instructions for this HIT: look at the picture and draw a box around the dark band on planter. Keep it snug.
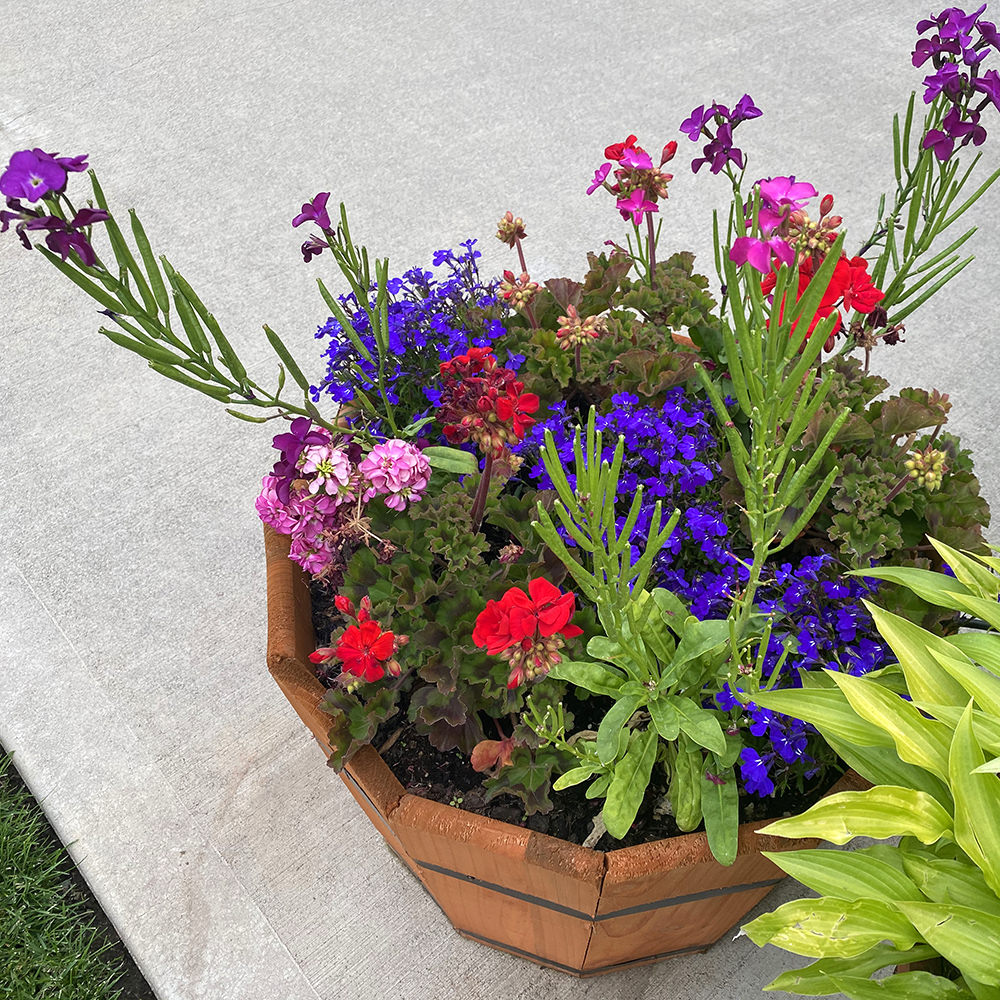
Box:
[458,929,710,975]
[415,858,783,921]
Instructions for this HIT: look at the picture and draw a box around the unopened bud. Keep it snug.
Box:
[820,194,835,217]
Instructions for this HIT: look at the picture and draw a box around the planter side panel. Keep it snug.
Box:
[392,794,603,971]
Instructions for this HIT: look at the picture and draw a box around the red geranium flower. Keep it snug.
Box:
[473,579,583,688]
[335,620,395,682]
[604,135,640,161]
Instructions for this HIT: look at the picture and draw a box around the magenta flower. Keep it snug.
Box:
[729,234,794,274]
[616,189,658,225]
[680,105,711,140]
[359,439,431,511]
[255,475,298,534]
[0,150,67,202]
[292,192,332,230]
[620,146,653,171]
[757,176,818,233]
[586,162,611,195]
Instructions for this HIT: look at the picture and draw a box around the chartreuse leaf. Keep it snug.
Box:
[763,945,938,996]
[928,648,1000,717]
[552,765,602,791]
[826,670,953,781]
[945,634,1000,692]
[949,593,1000,632]
[927,538,1000,598]
[701,762,738,866]
[973,755,1000,774]
[603,728,658,839]
[863,602,970,706]
[895,901,1000,987]
[758,786,954,845]
[596,694,643,765]
[850,565,974,611]
[763,848,924,904]
[950,702,1000,895]
[901,854,999,911]
[826,972,974,999]
[916,702,1000,754]
[420,446,479,475]
[546,660,625,698]
[753,687,897,749]
[742,897,920,958]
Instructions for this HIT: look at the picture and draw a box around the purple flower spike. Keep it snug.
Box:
[0,149,67,202]
[586,162,611,195]
[292,191,331,230]
[975,68,1000,110]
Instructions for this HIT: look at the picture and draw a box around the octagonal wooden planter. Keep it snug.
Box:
[264,525,866,976]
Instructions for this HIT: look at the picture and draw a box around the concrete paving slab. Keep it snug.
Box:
[2,2,999,998]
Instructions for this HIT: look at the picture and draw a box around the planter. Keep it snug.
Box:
[264,525,867,976]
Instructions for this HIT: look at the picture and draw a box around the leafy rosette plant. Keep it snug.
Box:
[2,4,998,860]
[742,541,1000,997]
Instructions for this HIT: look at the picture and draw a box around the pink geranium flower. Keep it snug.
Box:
[359,439,431,511]
[616,189,659,225]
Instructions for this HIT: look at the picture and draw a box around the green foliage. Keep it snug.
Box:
[742,542,1000,998]
[799,358,989,578]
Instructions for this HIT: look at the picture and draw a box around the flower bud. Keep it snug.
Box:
[496,210,526,248]
[820,194,835,217]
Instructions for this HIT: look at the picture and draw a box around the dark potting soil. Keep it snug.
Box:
[310,583,839,852]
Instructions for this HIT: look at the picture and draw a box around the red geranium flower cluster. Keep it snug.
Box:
[436,347,539,458]
[309,594,406,683]
[472,578,583,689]
[763,253,885,350]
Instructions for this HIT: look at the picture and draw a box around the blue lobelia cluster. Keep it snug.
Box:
[311,240,514,417]
[518,386,890,799]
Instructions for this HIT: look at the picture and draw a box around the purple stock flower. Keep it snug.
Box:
[922,62,966,102]
[680,105,711,140]
[975,67,1000,108]
[292,191,332,230]
[46,227,98,266]
[300,234,328,262]
[270,418,331,503]
[0,149,68,202]
[731,94,763,124]
[586,162,611,195]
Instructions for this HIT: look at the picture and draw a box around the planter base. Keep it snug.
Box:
[265,526,867,975]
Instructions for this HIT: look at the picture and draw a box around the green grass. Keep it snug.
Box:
[0,753,127,1000]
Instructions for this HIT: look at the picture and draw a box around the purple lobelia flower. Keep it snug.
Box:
[292,191,332,230]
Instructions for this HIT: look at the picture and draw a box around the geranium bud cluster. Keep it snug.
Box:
[555,305,607,351]
[498,270,539,311]
[905,446,948,491]
[784,195,844,267]
[472,578,583,689]
[257,417,432,578]
[309,595,407,684]
[587,135,677,224]
[496,211,527,248]
[436,347,539,458]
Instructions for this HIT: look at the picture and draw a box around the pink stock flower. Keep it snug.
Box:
[255,475,298,534]
[298,443,355,502]
[359,439,431,511]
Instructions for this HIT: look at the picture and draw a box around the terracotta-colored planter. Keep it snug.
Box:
[265,525,867,976]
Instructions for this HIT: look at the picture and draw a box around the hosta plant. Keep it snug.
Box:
[3,4,998,862]
[742,541,1000,997]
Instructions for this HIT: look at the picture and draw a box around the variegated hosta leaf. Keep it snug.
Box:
[827,669,953,781]
[762,847,924,903]
[949,703,1000,896]
[827,971,974,999]
[902,854,999,911]
[764,944,938,996]
[895,901,1000,987]
[758,786,954,845]
[864,602,970,706]
[926,537,1000,599]
[742,897,920,958]
[929,647,1000,718]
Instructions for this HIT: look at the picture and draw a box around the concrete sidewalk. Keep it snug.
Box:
[2,2,999,997]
